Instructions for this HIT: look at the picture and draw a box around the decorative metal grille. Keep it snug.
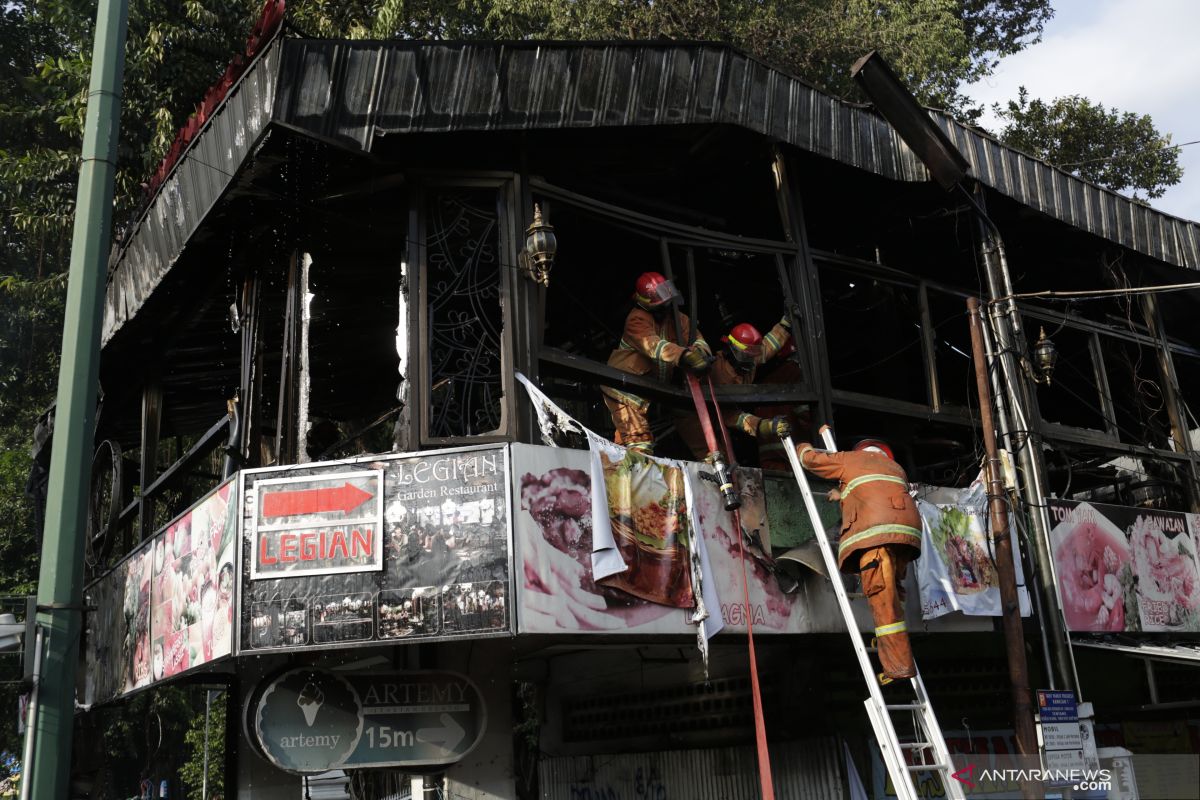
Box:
[425,187,504,438]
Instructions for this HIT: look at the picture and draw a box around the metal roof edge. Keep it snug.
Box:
[101,39,283,347]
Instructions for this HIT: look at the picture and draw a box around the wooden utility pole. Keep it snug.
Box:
[967,297,1041,799]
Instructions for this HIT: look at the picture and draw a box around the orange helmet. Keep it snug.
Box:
[634,272,681,310]
[724,323,763,365]
[853,438,894,460]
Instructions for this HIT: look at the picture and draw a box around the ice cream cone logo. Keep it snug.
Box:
[297,680,325,727]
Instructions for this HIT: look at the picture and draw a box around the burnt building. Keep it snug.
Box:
[69,28,1200,799]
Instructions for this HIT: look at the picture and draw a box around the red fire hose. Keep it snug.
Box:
[685,373,775,800]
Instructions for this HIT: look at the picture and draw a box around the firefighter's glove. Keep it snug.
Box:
[780,304,802,327]
[682,347,714,374]
[758,415,792,439]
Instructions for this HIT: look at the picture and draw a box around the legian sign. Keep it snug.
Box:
[239,446,512,653]
[253,668,486,773]
[251,470,384,579]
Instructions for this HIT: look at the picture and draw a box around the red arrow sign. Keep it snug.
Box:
[262,482,374,519]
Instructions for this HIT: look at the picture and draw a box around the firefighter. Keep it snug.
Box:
[680,319,793,458]
[793,438,921,680]
[601,272,712,455]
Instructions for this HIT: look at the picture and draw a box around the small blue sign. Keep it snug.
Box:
[1037,689,1078,722]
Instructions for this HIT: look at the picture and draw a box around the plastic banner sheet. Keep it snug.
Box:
[149,482,237,680]
[1049,499,1200,632]
[915,482,1031,620]
[586,434,695,608]
[239,446,512,653]
[85,478,237,705]
[513,443,843,635]
[86,541,154,703]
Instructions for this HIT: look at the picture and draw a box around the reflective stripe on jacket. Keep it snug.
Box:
[601,308,709,407]
[797,444,922,573]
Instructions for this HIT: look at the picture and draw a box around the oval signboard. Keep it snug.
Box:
[253,668,487,773]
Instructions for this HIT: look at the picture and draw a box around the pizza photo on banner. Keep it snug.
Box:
[589,435,695,608]
[239,445,512,654]
[1049,499,1200,632]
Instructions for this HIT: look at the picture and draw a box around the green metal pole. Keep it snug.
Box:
[28,0,128,796]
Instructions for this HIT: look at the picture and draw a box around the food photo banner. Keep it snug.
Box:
[1049,499,1200,632]
[512,443,844,635]
[916,483,1032,621]
[85,479,238,705]
[238,446,513,654]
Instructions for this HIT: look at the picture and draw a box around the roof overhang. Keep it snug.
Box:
[103,38,1200,346]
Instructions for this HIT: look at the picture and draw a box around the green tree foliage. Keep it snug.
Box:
[178,691,226,800]
[994,88,1184,200]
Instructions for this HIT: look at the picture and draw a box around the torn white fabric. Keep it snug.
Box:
[585,432,632,582]
[515,371,587,447]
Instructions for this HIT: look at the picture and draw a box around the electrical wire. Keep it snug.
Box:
[991,280,1200,304]
[1055,138,1200,169]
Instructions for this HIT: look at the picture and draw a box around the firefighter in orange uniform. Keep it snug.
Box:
[691,320,794,457]
[794,438,922,680]
[601,272,712,455]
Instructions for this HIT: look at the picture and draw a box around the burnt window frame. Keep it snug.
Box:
[412,175,521,448]
[810,250,976,425]
[1019,303,1200,458]
[524,178,819,449]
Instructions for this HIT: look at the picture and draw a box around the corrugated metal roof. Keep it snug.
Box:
[102,40,281,345]
[104,38,1200,344]
[270,39,1200,270]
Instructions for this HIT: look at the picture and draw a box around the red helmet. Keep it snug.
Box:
[853,438,894,460]
[724,323,763,364]
[633,272,681,310]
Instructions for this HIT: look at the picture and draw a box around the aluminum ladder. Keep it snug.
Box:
[782,431,965,800]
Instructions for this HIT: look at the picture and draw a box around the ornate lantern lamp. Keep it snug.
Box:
[1032,327,1058,385]
[520,204,557,287]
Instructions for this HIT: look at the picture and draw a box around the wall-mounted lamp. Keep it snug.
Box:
[520,204,557,287]
[1032,327,1058,384]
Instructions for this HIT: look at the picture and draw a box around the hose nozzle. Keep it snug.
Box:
[709,451,741,511]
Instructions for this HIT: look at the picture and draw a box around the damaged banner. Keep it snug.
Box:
[915,482,1031,620]
[587,433,696,608]
[514,372,845,638]
[514,373,719,651]
[514,444,846,636]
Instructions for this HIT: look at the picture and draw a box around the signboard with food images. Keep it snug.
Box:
[251,668,486,773]
[85,478,238,704]
[1048,499,1200,632]
[85,539,154,704]
[513,444,844,634]
[238,445,512,654]
[915,482,1031,620]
